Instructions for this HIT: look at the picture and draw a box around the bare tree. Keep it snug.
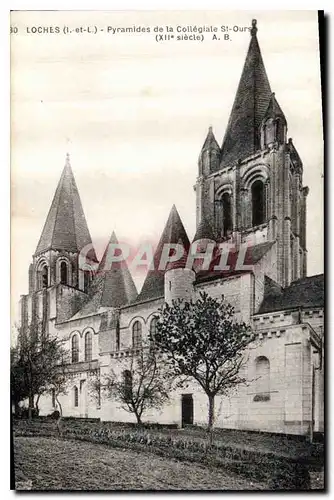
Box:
[96,343,174,425]
[11,326,70,420]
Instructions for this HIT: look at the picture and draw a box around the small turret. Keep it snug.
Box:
[164,253,195,305]
[193,216,216,250]
[260,92,287,148]
[198,126,221,176]
[191,216,217,273]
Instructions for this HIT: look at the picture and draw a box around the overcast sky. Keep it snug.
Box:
[11,10,323,316]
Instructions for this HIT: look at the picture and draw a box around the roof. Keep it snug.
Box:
[219,20,272,169]
[201,126,221,152]
[71,232,137,319]
[193,216,216,242]
[196,240,275,283]
[258,274,324,314]
[35,155,97,261]
[262,92,286,124]
[287,138,303,170]
[136,205,190,302]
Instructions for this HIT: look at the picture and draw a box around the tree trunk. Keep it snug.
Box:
[28,392,34,420]
[14,400,20,416]
[55,395,63,436]
[56,395,63,417]
[207,394,215,445]
[35,394,41,415]
[134,409,143,426]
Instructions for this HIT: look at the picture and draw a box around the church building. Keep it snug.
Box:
[18,20,324,436]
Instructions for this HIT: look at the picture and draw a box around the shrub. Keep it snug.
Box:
[268,462,311,490]
[47,410,60,420]
[15,407,39,419]
[13,418,318,488]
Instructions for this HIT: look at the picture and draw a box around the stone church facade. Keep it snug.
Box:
[18,20,324,436]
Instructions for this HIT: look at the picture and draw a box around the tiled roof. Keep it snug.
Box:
[71,232,137,319]
[35,155,97,261]
[136,205,190,302]
[258,274,324,313]
[196,240,275,283]
[219,27,272,169]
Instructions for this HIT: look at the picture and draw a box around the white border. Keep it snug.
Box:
[4,1,331,498]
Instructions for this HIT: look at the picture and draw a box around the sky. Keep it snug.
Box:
[11,10,323,316]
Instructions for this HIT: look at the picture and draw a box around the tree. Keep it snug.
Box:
[11,346,29,414]
[11,329,70,419]
[96,343,173,425]
[151,292,255,432]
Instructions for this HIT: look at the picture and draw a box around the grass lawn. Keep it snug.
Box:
[14,436,266,491]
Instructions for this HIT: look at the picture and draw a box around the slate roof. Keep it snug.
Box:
[262,92,286,124]
[287,138,303,169]
[136,205,190,302]
[219,21,272,169]
[258,274,324,314]
[196,240,275,283]
[201,126,221,152]
[193,216,216,242]
[71,232,137,319]
[35,155,97,261]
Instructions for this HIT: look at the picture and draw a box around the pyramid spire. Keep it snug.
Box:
[201,126,220,153]
[35,155,97,261]
[220,19,272,167]
[193,215,216,242]
[263,92,286,123]
[136,205,190,302]
[97,231,119,272]
[72,231,137,318]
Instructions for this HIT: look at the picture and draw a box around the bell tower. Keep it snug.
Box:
[19,155,98,339]
[31,153,97,294]
[194,20,308,288]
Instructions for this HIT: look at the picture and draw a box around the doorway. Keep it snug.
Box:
[181,394,193,427]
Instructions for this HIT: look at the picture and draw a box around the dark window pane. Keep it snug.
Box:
[85,332,92,361]
[252,180,265,226]
[60,262,67,285]
[132,321,142,348]
[72,335,79,363]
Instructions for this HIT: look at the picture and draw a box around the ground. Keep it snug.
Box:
[14,436,266,491]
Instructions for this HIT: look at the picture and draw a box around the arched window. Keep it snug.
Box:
[222,192,232,237]
[85,331,92,362]
[263,123,267,148]
[123,370,133,402]
[72,334,79,363]
[38,264,48,289]
[60,261,68,285]
[132,321,142,348]
[252,180,265,227]
[149,317,158,349]
[150,317,158,340]
[254,356,270,401]
[116,321,120,351]
[73,386,79,407]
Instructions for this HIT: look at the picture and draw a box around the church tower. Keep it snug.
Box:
[32,154,97,294]
[194,20,308,288]
[19,155,98,338]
